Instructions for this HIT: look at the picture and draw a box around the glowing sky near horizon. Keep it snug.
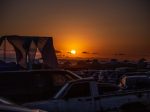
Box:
[0,0,150,59]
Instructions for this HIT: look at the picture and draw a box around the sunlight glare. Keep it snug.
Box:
[71,50,76,55]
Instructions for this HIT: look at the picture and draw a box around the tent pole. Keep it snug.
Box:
[3,38,6,62]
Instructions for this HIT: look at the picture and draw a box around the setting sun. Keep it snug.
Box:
[70,50,76,55]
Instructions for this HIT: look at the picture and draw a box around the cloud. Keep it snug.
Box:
[82,51,98,55]
[92,52,98,55]
[82,51,90,54]
[114,53,126,56]
[55,50,62,53]
[67,52,71,54]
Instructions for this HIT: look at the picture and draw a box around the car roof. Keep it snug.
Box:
[0,98,14,105]
[125,75,149,79]
[0,104,34,112]
[124,72,147,75]
[68,77,94,84]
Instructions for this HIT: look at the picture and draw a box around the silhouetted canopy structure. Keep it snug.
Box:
[0,35,58,69]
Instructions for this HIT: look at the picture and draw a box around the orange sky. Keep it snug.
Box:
[0,0,150,60]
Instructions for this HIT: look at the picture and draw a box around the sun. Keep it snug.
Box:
[70,50,76,55]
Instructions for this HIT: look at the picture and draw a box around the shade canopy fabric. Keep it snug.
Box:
[0,35,58,69]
